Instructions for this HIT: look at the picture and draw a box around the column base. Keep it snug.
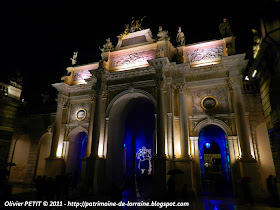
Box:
[153,155,166,200]
[238,158,258,177]
[238,158,261,197]
[82,156,96,195]
[93,158,106,195]
[173,158,196,199]
[78,157,89,196]
[79,156,106,196]
[45,157,64,179]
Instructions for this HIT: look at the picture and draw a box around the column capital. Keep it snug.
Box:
[89,90,96,102]
[91,68,109,95]
[176,83,187,93]
[90,68,110,80]
[167,112,173,117]
[166,77,172,85]
[229,76,243,89]
[56,94,68,107]
[155,71,167,89]
[101,86,108,98]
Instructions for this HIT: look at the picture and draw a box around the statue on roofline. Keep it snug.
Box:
[119,16,146,40]
[176,26,185,46]
[157,26,170,41]
[99,38,114,53]
[218,18,233,38]
[70,51,78,66]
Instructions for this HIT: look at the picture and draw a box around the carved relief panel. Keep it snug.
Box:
[110,49,156,71]
[183,39,226,67]
[186,46,224,64]
[73,70,91,84]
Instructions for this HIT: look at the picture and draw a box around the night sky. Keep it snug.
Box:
[1,1,261,108]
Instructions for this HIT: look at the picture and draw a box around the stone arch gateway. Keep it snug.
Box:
[40,27,274,200]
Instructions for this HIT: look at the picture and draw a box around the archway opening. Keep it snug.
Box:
[198,125,232,195]
[66,132,87,184]
[107,93,155,201]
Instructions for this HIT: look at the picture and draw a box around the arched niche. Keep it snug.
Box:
[66,129,88,182]
[9,135,31,183]
[36,132,52,177]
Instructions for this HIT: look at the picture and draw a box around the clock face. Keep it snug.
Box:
[201,96,218,111]
[76,109,86,121]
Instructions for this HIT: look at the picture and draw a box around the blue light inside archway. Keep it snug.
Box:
[198,125,232,189]
[80,133,87,159]
[122,100,155,200]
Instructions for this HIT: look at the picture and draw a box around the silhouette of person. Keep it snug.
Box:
[267,175,279,207]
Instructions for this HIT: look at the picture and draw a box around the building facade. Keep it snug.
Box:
[0,81,21,166]
[248,0,280,191]
[10,27,275,198]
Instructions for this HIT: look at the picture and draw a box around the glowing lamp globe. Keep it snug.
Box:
[205,142,211,149]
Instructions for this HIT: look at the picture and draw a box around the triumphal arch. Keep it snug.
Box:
[43,25,274,198]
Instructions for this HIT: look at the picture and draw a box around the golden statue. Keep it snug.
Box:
[119,16,146,40]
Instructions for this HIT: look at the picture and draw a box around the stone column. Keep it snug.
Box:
[85,92,96,158]
[177,84,190,158]
[49,94,68,158]
[157,82,166,158]
[229,76,252,160]
[84,68,108,195]
[166,77,174,162]
[153,67,167,199]
[45,93,68,178]
[81,93,96,185]
[174,83,195,197]
[167,113,174,159]
[103,117,109,158]
[90,92,103,159]
[148,57,169,198]
[229,76,260,196]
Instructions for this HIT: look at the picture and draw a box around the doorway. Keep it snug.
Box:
[198,125,232,195]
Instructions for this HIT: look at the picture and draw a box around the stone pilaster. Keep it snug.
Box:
[229,76,252,160]
[45,93,68,179]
